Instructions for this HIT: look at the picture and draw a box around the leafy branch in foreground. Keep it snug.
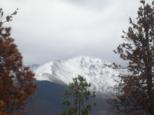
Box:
[0,9,36,115]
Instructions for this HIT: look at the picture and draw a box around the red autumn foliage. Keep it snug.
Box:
[0,9,36,115]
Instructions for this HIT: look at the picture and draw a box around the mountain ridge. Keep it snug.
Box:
[34,56,121,94]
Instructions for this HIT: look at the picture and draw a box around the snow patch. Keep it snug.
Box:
[35,56,121,94]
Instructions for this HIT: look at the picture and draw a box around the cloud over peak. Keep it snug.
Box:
[1,0,139,65]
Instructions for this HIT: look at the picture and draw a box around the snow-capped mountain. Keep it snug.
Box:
[34,56,121,94]
[26,56,125,115]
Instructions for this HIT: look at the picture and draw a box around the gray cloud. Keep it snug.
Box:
[63,0,111,9]
[1,0,140,65]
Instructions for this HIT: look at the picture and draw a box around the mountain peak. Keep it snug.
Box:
[35,56,120,94]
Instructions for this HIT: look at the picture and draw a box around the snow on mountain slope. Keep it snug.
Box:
[35,56,121,94]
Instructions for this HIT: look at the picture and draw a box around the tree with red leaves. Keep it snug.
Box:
[0,9,36,115]
[114,0,154,115]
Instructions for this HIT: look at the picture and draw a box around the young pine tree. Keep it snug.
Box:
[114,0,154,115]
[61,75,96,115]
[0,9,36,115]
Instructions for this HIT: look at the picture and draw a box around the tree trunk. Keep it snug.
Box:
[145,30,153,115]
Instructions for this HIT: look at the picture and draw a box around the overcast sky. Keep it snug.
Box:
[1,0,141,65]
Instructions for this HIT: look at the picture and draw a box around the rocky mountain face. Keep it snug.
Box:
[35,56,121,94]
[26,56,124,115]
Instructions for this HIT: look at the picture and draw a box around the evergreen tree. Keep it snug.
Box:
[114,0,154,115]
[0,9,36,115]
[61,75,96,115]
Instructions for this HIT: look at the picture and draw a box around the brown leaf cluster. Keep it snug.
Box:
[0,9,36,115]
